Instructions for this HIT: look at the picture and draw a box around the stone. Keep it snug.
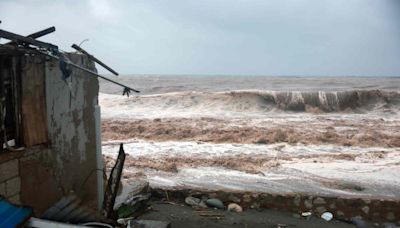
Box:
[304,199,313,209]
[321,212,333,221]
[361,206,369,215]
[293,195,301,207]
[250,202,260,209]
[362,199,371,204]
[336,210,344,217]
[316,206,326,215]
[228,194,241,203]
[301,212,312,220]
[5,177,21,197]
[383,223,397,228]
[386,212,395,221]
[313,197,326,205]
[198,201,208,208]
[208,193,218,198]
[185,196,201,207]
[227,203,243,213]
[242,194,252,203]
[351,217,367,228]
[205,198,224,209]
[0,160,19,182]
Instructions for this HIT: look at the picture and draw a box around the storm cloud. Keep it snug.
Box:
[1,0,399,76]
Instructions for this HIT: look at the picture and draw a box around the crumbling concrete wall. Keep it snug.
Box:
[18,53,103,215]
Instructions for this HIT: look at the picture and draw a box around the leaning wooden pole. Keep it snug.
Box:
[71,44,119,76]
[102,143,126,219]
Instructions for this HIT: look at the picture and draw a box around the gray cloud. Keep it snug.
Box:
[1,0,399,76]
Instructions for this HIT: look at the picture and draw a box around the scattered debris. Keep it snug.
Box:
[205,198,224,209]
[227,203,243,213]
[195,208,224,220]
[321,211,333,221]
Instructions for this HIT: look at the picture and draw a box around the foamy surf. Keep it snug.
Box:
[103,141,400,198]
[100,90,400,120]
[100,76,400,202]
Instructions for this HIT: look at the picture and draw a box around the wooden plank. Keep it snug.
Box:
[21,55,48,146]
[0,29,58,51]
[6,27,56,46]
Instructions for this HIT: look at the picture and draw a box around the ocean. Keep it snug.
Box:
[100,75,400,198]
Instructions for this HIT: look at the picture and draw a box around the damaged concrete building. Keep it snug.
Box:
[0,43,103,215]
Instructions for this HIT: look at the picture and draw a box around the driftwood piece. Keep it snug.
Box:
[102,143,126,218]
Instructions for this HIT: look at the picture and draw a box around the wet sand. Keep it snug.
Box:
[137,202,355,228]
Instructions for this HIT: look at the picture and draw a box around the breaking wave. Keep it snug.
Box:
[103,90,400,114]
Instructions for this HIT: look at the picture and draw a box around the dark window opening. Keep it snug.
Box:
[0,55,22,152]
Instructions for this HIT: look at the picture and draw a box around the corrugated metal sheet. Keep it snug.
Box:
[41,195,98,224]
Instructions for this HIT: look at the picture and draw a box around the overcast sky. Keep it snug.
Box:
[1,0,399,76]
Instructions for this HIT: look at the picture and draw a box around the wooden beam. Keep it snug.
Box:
[71,44,119,76]
[6,27,56,46]
[0,29,58,51]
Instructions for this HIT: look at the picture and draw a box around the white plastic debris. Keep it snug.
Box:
[301,212,312,217]
[321,212,333,221]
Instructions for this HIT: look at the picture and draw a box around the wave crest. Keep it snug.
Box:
[102,90,400,114]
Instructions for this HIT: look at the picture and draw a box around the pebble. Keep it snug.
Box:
[321,212,333,221]
[205,198,225,209]
[386,212,395,221]
[383,223,397,228]
[228,194,241,203]
[351,217,367,228]
[313,197,326,205]
[293,195,301,207]
[185,196,201,207]
[304,199,313,209]
[361,206,369,215]
[227,203,243,212]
